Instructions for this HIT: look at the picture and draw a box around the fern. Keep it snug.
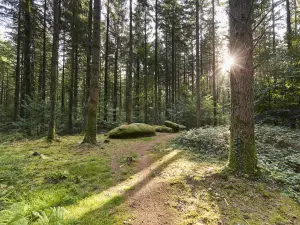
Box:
[33,207,68,225]
[0,202,29,225]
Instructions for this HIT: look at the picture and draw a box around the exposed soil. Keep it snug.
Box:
[108,133,179,225]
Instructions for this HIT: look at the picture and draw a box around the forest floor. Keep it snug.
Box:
[0,131,300,225]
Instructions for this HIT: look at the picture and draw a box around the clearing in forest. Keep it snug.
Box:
[0,131,300,225]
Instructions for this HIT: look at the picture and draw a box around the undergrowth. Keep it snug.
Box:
[173,125,300,202]
[0,134,132,224]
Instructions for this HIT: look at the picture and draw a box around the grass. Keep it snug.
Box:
[166,152,300,225]
[0,134,134,224]
[1,127,300,225]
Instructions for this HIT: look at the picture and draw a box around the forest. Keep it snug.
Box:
[0,0,300,224]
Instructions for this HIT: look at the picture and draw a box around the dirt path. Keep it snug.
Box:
[109,133,177,180]
[108,133,180,225]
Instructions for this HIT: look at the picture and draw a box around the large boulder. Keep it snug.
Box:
[154,125,173,133]
[108,123,156,138]
[164,120,180,132]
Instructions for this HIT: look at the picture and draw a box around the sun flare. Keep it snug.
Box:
[223,56,235,71]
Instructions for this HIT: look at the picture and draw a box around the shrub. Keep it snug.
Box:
[108,123,156,138]
[173,126,229,157]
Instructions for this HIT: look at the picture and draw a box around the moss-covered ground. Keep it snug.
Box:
[0,126,300,225]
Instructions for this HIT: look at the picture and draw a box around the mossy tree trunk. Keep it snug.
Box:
[228,0,258,175]
[48,0,60,141]
[83,0,101,144]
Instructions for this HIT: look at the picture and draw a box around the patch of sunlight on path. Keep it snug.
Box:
[66,149,182,220]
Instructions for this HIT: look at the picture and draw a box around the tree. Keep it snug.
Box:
[83,0,101,144]
[126,0,133,124]
[228,0,258,174]
[48,0,61,141]
[196,0,201,127]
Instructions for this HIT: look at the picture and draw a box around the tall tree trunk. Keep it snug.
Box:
[228,0,257,174]
[14,0,22,122]
[126,0,133,124]
[113,4,120,122]
[0,80,3,105]
[135,56,140,120]
[23,0,32,120]
[165,30,169,119]
[113,34,119,122]
[196,0,201,127]
[212,0,217,126]
[48,0,60,141]
[154,0,158,123]
[41,0,47,101]
[84,0,93,128]
[171,14,175,108]
[61,31,65,113]
[104,0,110,122]
[83,0,101,144]
[144,2,148,124]
[286,0,292,49]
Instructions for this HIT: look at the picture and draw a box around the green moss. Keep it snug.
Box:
[108,123,156,138]
[164,121,180,132]
[154,125,173,133]
[228,133,258,175]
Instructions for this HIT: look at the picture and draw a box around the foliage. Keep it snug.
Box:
[172,126,229,157]
[12,95,49,135]
[173,125,300,202]
[108,123,156,138]
[0,202,29,225]
[33,207,68,225]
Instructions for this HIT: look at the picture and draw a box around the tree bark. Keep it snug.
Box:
[48,0,60,141]
[14,0,22,122]
[104,0,110,122]
[212,0,217,126]
[228,0,258,174]
[84,0,93,128]
[126,0,133,124]
[196,0,201,127]
[83,0,101,144]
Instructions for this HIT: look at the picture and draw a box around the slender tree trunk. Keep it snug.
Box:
[286,0,292,49]
[104,0,110,122]
[212,0,217,126]
[23,0,32,120]
[83,0,101,144]
[228,0,257,174]
[61,31,65,113]
[126,0,133,124]
[0,80,3,105]
[154,0,158,123]
[135,56,140,120]
[84,0,93,127]
[14,0,22,122]
[196,0,201,127]
[113,5,120,122]
[171,15,175,108]
[41,0,47,101]
[143,2,148,124]
[113,35,119,122]
[48,0,60,141]
[165,31,169,119]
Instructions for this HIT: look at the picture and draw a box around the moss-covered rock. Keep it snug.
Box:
[154,125,173,133]
[178,124,187,130]
[108,123,156,138]
[164,120,183,132]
